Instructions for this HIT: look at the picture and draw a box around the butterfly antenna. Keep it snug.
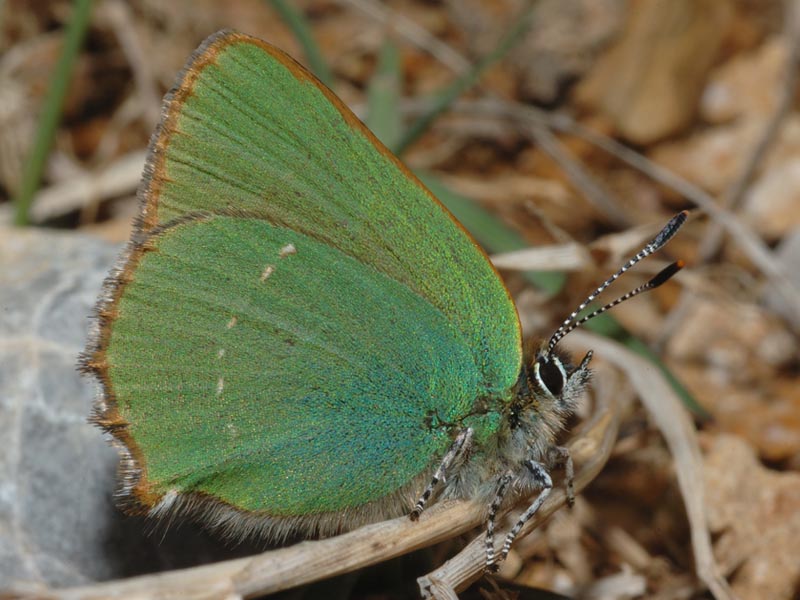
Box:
[546,210,689,353]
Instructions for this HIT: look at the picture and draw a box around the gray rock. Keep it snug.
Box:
[0,227,258,590]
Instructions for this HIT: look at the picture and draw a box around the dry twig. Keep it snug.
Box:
[568,331,736,600]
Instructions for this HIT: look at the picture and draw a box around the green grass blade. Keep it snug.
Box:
[268,0,334,87]
[12,0,93,226]
[366,39,402,149]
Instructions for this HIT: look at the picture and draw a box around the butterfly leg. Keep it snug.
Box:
[498,459,553,563]
[409,427,473,520]
[485,471,514,571]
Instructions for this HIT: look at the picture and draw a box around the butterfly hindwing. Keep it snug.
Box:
[101,214,482,531]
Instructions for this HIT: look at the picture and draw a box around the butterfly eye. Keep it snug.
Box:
[536,355,565,397]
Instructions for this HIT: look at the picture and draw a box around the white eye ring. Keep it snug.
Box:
[533,354,567,398]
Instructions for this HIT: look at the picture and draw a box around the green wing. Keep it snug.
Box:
[138,31,521,399]
[89,31,524,529]
[107,215,477,516]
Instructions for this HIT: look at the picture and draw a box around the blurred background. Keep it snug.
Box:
[1,1,799,599]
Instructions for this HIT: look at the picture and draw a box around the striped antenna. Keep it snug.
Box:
[546,211,688,353]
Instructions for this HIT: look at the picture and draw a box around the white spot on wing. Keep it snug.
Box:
[260,264,275,281]
[279,243,296,258]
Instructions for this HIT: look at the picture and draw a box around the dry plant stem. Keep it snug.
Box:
[99,0,162,128]
[14,377,618,600]
[546,112,800,332]
[418,362,621,598]
[490,242,591,272]
[528,124,631,228]
[698,0,800,262]
[29,150,146,222]
[655,19,800,357]
[338,0,471,72]
[568,331,736,600]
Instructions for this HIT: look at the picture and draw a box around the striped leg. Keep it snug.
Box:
[409,427,473,520]
[499,460,553,562]
[485,472,514,571]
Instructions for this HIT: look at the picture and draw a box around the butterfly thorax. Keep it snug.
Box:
[498,346,592,467]
[439,344,592,505]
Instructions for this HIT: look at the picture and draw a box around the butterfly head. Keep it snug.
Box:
[513,211,689,424]
[530,346,593,413]
[507,343,591,437]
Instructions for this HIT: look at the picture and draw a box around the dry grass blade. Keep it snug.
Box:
[417,362,621,598]
[527,123,631,228]
[568,331,736,600]
[98,0,162,129]
[490,220,678,273]
[490,242,591,272]
[29,150,146,222]
[339,0,470,72]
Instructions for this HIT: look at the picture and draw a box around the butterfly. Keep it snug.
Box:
[81,30,685,569]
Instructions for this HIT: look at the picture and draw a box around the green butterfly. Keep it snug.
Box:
[82,30,684,567]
